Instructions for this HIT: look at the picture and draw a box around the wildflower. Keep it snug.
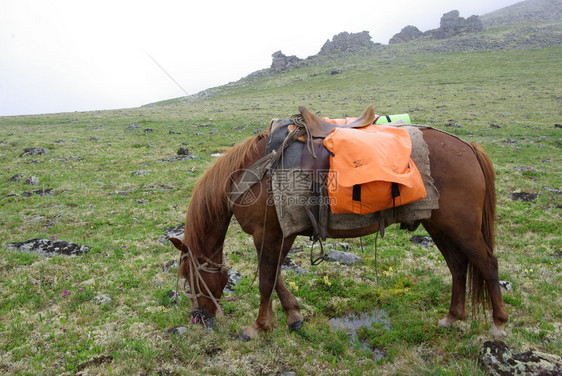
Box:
[78,287,84,293]
[288,281,299,291]
[122,245,127,249]
[323,275,331,286]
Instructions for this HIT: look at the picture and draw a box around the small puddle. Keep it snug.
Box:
[328,309,390,360]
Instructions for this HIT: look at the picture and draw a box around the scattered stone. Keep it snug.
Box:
[128,124,140,128]
[93,294,112,305]
[223,270,243,294]
[516,166,537,172]
[479,341,562,376]
[21,188,54,197]
[20,147,47,157]
[281,372,297,376]
[160,224,185,244]
[325,249,363,265]
[410,235,434,248]
[281,257,310,275]
[326,242,351,252]
[162,260,179,273]
[25,175,40,185]
[545,187,562,195]
[46,214,62,227]
[76,355,113,372]
[8,174,23,182]
[144,128,153,133]
[209,129,218,135]
[166,290,180,304]
[331,69,343,75]
[511,192,538,202]
[132,170,150,176]
[169,131,181,135]
[177,147,191,156]
[443,121,460,128]
[167,327,188,335]
[157,155,200,162]
[499,280,513,293]
[6,238,90,257]
[137,199,149,204]
[555,124,562,129]
[211,153,223,157]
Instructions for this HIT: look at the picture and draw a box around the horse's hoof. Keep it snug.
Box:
[238,332,251,342]
[438,317,454,328]
[288,320,303,332]
[490,324,507,338]
[204,317,217,330]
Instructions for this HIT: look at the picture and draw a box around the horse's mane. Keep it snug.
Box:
[184,128,270,253]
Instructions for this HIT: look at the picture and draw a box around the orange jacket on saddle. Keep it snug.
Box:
[322,121,427,215]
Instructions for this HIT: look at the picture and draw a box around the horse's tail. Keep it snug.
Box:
[469,143,497,311]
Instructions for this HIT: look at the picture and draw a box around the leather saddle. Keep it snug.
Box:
[290,104,376,139]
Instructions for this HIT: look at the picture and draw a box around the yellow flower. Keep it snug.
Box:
[289,281,299,291]
[323,275,331,286]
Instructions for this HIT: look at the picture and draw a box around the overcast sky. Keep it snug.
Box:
[1,0,522,116]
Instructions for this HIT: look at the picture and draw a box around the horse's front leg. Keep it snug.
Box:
[240,233,297,341]
[275,276,303,332]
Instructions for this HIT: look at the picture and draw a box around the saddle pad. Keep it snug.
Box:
[323,123,427,215]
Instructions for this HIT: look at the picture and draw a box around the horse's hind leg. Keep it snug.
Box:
[422,223,469,327]
[424,220,507,336]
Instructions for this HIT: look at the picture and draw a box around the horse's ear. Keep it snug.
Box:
[169,237,186,251]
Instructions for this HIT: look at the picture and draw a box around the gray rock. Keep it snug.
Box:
[166,290,180,304]
[6,238,90,257]
[410,235,434,248]
[20,147,47,157]
[162,260,179,273]
[167,326,188,335]
[8,174,23,182]
[21,189,54,197]
[499,281,513,293]
[160,224,185,244]
[93,294,112,305]
[132,170,150,176]
[223,270,243,294]
[479,341,562,376]
[512,192,538,202]
[25,175,40,185]
[281,256,309,275]
[177,147,190,156]
[325,249,363,265]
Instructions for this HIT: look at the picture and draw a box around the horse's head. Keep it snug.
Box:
[169,237,228,321]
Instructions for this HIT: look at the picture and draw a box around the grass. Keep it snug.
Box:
[0,38,561,375]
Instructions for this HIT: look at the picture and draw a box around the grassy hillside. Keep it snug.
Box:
[0,24,561,376]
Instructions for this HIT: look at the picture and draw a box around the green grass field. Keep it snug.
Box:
[0,39,560,375]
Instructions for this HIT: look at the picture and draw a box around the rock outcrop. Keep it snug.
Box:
[270,51,303,73]
[318,31,377,55]
[389,10,483,44]
[389,25,423,44]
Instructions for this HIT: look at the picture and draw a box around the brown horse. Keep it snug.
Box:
[170,113,508,340]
